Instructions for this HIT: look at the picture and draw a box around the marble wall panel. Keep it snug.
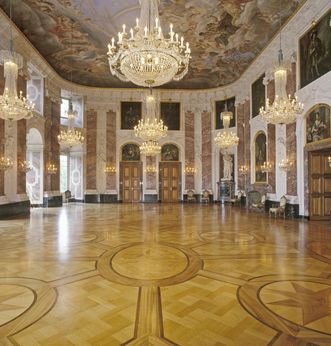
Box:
[185,111,195,190]
[202,111,212,190]
[267,80,276,193]
[286,63,297,195]
[86,109,97,190]
[106,110,116,190]
[244,100,251,186]
[237,104,244,190]
[146,156,157,190]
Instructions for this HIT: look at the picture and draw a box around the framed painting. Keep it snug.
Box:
[122,143,140,161]
[121,102,142,130]
[215,97,236,129]
[161,144,179,161]
[255,132,267,183]
[160,102,180,130]
[300,9,331,89]
[251,74,265,118]
[306,105,331,144]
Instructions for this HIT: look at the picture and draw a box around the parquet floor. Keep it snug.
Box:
[0,203,330,345]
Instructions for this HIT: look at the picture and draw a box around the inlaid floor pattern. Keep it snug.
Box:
[0,204,330,345]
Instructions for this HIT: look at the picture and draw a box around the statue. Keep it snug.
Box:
[222,153,233,181]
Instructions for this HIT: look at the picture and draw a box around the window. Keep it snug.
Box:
[61,98,70,119]
[60,155,68,193]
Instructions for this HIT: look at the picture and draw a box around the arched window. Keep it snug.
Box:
[254,132,267,183]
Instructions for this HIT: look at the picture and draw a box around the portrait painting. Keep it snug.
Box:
[122,143,140,161]
[215,97,236,129]
[251,74,266,118]
[161,144,179,162]
[306,105,331,144]
[121,102,142,130]
[300,9,331,88]
[160,103,180,130]
[255,132,267,183]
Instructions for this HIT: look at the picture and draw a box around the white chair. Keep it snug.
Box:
[269,196,287,218]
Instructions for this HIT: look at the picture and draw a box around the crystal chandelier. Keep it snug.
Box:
[107,0,191,87]
[214,110,239,149]
[47,163,58,175]
[19,160,32,173]
[134,91,167,141]
[259,6,303,125]
[58,100,84,147]
[0,0,35,121]
[140,140,161,156]
[184,163,196,175]
[0,156,14,171]
[261,161,272,173]
[279,158,293,172]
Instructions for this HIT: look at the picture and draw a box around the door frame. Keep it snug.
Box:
[159,161,182,203]
[120,161,142,203]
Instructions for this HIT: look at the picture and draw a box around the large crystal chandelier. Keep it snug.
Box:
[259,6,303,125]
[140,140,161,156]
[107,0,191,87]
[58,100,84,148]
[214,109,239,150]
[0,0,34,121]
[134,91,167,141]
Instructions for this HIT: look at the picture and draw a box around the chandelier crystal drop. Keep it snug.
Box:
[214,111,239,149]
[140,140,161,156]
[58,100,84,147]
[0,156,14,171]
[279,158,293,172]
[107,0,191,87]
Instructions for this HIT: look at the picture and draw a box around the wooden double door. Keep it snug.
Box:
[120,162,142,203]
[309,150,331,220]
[159,162,181,203]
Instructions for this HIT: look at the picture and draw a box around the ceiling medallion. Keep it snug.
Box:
[107,0,191,87]
[0,0,34,121]
[139,140,161,156]
[58,100,84,148]
[214,110,239,150]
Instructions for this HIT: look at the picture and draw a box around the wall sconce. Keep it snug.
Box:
[0,156,14,171]
[279,158,293,172]
[261,161,272,173]
[184,165,196,175]
[145,165,157,173]
[239,165,249,176]
[104,164,116,174]
[47,163,58,175]
[19,161,32,173]
[328,156,331,168]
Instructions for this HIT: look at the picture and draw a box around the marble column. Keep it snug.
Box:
[106,110,117,192]
[85,109,98,202]
[267,80,276,193]
[0,67,5,196]
[286,63,297,196]
[243,100,251,186]
[185,110,194,190]
[201,111,212,191]
[236,103,245,190]
[16,119,27,195]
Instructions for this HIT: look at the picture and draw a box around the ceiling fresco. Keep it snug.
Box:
[0,0,305,89]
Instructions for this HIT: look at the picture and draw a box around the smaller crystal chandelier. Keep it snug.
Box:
[140,140,161,156]
[134,91,167,142]
[104,164,116,174]
[259,5,303,124]
[261,161,272,173]
[214,108,239,149]
[239,165,249,176]
[19,160,32,173]
[47,163,58,175]
[0,156,14,171]
[0,0,35,121]
[58,100,84,147]
[279,158,293,172]
[145,165,157,173]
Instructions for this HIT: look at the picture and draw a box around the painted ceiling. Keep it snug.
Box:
[0,0,305,89]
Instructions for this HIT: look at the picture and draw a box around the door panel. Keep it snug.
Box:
[309,151,331,220]
[159,162,181,203]
[120,162,142,203]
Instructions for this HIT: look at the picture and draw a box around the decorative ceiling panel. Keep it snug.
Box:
[0,0,305,89]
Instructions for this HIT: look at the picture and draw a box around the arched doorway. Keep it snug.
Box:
[26,128,44,206]
[120,143,142,203]
[159,144,181,203]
